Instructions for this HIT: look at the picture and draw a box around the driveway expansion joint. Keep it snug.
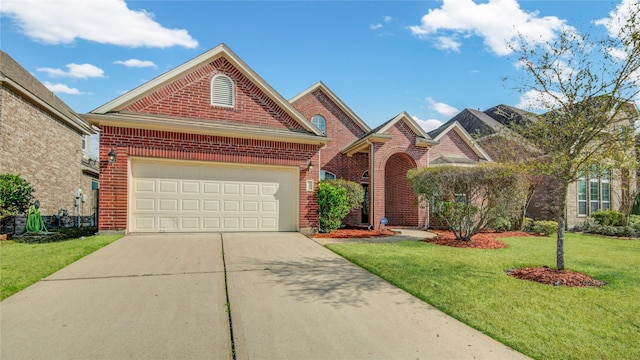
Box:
[43,271,224,282]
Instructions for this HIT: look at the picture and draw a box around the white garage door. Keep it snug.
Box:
[129,159,298,232]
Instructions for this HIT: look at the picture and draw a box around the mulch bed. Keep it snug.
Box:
[420,229,533,249]
[423,229,605,287]
[506,267,607,287]
[313,228,396,238]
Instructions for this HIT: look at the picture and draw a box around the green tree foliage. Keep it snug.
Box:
[408,164,528,242]
[0,174,35,220]
[325,179,365,211]
[508,2,640,269]
[315,182,350,233]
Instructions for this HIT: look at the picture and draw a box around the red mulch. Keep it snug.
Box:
[422,230,605,288]
[313,228,396,238]
[420,229,533,249]
[506,267,607,287]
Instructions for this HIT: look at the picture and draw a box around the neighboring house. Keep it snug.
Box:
[440,104,637,229]
[0,51,98,230]
[84,44,489,233]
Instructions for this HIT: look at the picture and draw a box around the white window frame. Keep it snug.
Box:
[312,114,326,135]
[362,170,369,179]
[210,74,235,108]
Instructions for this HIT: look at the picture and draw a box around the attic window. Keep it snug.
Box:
[312,114,326,134]
[211,74,234,107]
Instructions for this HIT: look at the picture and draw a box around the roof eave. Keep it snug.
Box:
[83,113,330,146]
[1,75,94,135]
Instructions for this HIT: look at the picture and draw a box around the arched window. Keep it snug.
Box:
[211,74,234,107]
[320,170,336,180]
[361,170,369,179]
[312,114,326,134]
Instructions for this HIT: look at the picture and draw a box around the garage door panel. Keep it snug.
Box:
[130,160,297,232]
[159,181,178,193]
[135,198,156,211]
[203,182,220,195]
[159,217,179,230]
[181,199,199,211]
[203,200,220,212]
[159,199,178,211]
[181,181,200,193]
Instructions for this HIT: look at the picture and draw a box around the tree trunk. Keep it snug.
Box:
[556,183,569,270]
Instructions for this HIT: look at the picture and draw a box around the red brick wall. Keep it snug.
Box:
[292,89,370,225]
[384,153,418,226]
[371,120,429,228]
[124,57,304,131]
[99,126,320,231]
[430,130,480,162]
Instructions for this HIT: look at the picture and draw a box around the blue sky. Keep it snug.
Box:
[1,0,634,135]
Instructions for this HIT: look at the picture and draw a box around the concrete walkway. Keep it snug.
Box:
[1,232,530,360]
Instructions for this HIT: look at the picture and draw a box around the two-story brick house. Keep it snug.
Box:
[0,51,98,231]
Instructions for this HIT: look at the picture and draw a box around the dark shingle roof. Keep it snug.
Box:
[428,108,504,139]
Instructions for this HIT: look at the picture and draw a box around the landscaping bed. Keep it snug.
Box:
[313,228,396,238]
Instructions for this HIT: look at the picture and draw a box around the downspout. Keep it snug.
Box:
[369,141,375,229]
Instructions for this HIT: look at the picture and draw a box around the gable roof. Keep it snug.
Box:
[0,51,93,135]
[86,44,325,139]
[483,104,538,127]
[428,108,505,139]
[429,121,492,163]
[290,81,371,133]
[342,111,438,156]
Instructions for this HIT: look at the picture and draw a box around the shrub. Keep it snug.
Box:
[486,216,511,232]
[522,217,534,232]
[591,209,623,226]
[0,174,34,221]
[530,220,558,236]
[315,182,350,233]
[325,179,364,211]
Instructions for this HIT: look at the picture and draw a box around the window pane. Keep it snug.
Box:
[601,182,610,202]
[577,180,587,201]
[590,181,599,201]
[312,115,326,134]
[578,202,588,215]
[591,201,600,214]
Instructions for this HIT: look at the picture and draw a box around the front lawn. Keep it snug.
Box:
[0,234,123,300]
[327,233,640,360]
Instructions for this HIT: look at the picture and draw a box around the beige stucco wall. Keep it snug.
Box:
[0,86,97,217]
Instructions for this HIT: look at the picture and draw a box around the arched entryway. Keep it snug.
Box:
[384,152,418,226]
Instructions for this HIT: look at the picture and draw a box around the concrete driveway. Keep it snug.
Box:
[1,232,530,360]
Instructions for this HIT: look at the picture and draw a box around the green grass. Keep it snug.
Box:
[327,233,640,360]
[0,234,123,300]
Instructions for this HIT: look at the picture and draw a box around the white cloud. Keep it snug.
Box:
[413,116,444,132]
[370,23,383,30]
[38,63,105,79]
[593,0,636,39]
[1,0,198,48]
[384,16,392,23]
[409,0,574,56]
[434,36,462,52]
[516,89,566,111]
[114,59,157,68]
[426,97,459,117]
[43,82,85,95]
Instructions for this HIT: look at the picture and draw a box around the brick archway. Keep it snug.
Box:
[384,152,418,226]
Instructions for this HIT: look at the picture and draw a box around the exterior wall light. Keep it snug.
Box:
[307,161,314,171]
[107,148,117,164]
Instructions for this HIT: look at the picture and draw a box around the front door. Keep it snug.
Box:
[361,183,369,224]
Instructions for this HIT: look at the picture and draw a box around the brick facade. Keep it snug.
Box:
[430,130,481,162]
[0,86,97,219]
[99,126,319,232]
